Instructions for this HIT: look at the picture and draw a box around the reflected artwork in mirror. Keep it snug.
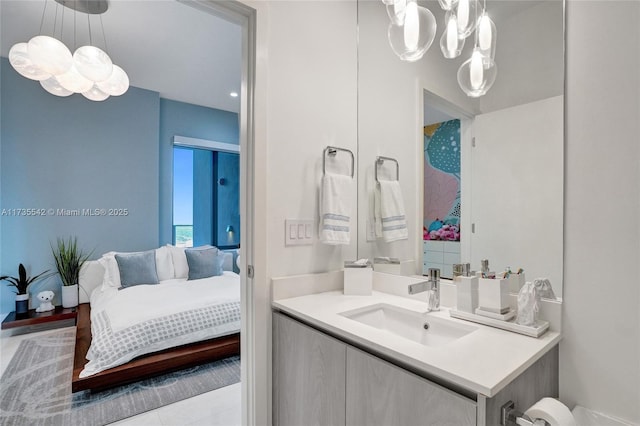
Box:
[356,0,564,299]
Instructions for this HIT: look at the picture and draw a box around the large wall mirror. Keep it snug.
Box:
[356,0,565,298]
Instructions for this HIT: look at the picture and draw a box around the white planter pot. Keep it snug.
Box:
[61,284,79,308]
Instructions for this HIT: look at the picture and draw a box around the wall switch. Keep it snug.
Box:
[285,219,314,246]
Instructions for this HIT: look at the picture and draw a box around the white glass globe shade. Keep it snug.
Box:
[40,76,73,97]
[28,36,73,76]
[74,46,113,82]
[386,0,408,26]
[457,47,497,97]
[56,64,94,93]
[9,43,50,81]
[96,65,129,96]
[455,0,479,38]
[439,12,465,59]
[437,0,457,11]
[477,11,497,60]
[83,84,110,101]
[387,2,437,62]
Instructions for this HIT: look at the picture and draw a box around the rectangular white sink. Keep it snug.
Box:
[339,303,478,347]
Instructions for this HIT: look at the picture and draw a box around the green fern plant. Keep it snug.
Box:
[0,264,53,295]
[51,237,92,287]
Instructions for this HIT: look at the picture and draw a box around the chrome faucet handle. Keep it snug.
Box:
[426,268,441,311]
[428,268,440,283]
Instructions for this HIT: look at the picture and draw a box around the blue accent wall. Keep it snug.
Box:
[0,59,239,314]
[0,58,160,312]
[159,98,239,245]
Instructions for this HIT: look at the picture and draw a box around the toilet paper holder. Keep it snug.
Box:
[501,401,548,426]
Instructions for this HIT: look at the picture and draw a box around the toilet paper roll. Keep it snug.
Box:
[524,397,577,426]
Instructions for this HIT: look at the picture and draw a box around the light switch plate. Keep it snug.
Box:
[285,219,314,246]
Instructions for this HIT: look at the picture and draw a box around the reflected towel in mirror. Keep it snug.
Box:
[374,180,408,242]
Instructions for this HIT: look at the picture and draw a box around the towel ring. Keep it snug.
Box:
[375,156,399,183]
[323,146,354,178]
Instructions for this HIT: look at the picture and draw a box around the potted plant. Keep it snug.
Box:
[1,264,53,314]
[51,237,92,308]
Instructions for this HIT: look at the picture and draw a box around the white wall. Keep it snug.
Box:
[561,1,640,423]
[249,1,358,424]
[467,96,564,295]
[479,1,564,113]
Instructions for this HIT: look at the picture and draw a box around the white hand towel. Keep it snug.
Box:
[319,172,353,245]
[375,180,408,242]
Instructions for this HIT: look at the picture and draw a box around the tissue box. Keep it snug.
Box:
[508,273,525,293]
[344,262,373,295]
[457,275,479,313]
[478,277,510,314]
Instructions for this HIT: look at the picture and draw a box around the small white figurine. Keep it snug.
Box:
[35,290,55,313]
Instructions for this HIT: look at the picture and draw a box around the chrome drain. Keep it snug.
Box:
[423,322,430,330]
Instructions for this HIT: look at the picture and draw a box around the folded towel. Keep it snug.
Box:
[374,180,408,242]
[319,172,353,245]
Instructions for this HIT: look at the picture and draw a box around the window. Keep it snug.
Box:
[172,137,240,249]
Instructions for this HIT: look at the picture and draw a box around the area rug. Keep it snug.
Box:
[0,329,240,426]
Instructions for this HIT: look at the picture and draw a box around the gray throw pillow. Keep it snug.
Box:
[185,246,225,280]
[115,250,159,289]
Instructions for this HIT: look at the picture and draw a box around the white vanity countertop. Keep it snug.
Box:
[273,290,562,397]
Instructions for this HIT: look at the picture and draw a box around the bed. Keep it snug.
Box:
[71,246,241,393]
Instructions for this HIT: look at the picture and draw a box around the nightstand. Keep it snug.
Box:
[1,306,77,331]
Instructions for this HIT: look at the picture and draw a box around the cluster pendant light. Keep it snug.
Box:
[385,0,437,62]
[384,0,497,97]
[454,0,497,97]
[8,0,129,101]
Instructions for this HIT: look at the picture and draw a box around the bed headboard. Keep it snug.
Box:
[78,251,235,304]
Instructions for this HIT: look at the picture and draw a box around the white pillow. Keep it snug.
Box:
[98,251,121,290]
[99,248,176,289]
[166,244,189,279]
[155,246,175,281]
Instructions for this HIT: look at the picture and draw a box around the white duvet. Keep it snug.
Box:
[80,272,241,378]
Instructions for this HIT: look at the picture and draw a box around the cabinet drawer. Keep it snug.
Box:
[444,252,461,265]
[424,250,444,263]
[273,313,346,426]
[424,240,445,251]
[346,347,476,426]
[443,241,461,254]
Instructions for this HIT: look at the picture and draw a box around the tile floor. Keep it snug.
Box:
[1,325,242,426]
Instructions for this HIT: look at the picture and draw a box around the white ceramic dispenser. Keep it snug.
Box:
[456,263,479,313]
[343,260,373,295]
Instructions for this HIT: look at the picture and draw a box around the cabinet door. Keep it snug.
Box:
[346,347,476,426]
[273,312,347,426]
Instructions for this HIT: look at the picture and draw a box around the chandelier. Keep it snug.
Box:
[8,0,129,101]
[384,0,497,97]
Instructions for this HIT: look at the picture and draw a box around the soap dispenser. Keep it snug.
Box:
[479,259,495,278]
[456,263,479,314]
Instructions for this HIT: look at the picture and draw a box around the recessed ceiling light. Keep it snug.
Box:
[230,92,238,98]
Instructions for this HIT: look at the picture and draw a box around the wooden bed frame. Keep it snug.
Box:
[72,257,240,393]
[72,304,240,393]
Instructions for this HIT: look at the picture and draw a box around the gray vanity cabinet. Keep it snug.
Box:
[273,312,347,426]
[346,346,476,426]
[273,312,475,426]
[273,311,559,426]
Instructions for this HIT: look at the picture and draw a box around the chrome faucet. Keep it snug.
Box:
[408,268,441,312]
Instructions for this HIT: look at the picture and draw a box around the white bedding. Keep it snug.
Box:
[80,271,240,378]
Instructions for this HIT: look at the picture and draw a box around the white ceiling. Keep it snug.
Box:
[0,0,242,113]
